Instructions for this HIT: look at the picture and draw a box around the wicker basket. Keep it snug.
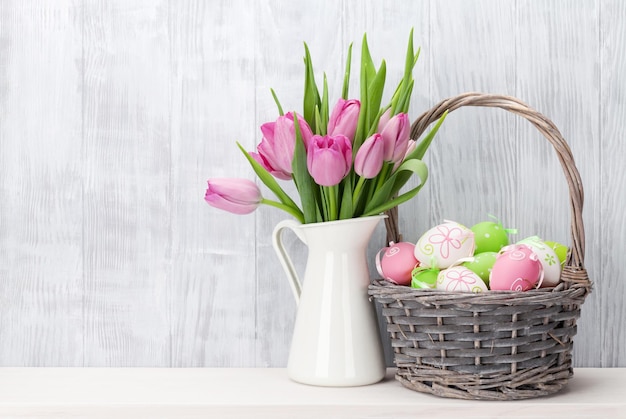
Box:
[368,92,592,401]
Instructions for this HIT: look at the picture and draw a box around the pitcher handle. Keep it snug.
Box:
[272,219,306,305]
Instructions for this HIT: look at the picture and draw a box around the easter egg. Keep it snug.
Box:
[436,266,488,293]
[471,221,509,253]
[414,221,475,269]
[490,244,543,291]
[462,251,497,286]
[544,240,568,266]
[517,237,562,287]
[411,266,439,289]
[376,241,418,286]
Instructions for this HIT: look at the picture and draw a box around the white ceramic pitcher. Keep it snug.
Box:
[272,215,387,387]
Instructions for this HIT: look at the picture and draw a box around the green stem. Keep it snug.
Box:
[372,163,392,199]
[352,176,367,208]
[326,185,338,221]
[261,198,305,223]
[319,187,328,220]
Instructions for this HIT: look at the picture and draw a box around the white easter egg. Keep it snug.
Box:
[414,221,475,269]
[436,266,488,293]
[517,236,562,287]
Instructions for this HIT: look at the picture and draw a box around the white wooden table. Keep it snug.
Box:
[0,368,623,418]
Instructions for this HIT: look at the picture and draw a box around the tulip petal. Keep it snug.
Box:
[205,178,262,215]
[381,113,410,162]
[252,113,313,181]
[307,135,352,187]
[355,134,384,178]
[327,98,360,142]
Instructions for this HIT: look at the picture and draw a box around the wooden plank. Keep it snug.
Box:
[426,0,518,241]
[515,0,600,367]
[599,0,626,367]
[169,0,257,367]
[82,0,171,366]
[0,0,83,366]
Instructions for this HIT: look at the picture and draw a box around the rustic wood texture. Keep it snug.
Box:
[82,0,171,366]
[599,0,626,367]
[0,0,622,367]
[169,0,257,367]
[0,0,84,366]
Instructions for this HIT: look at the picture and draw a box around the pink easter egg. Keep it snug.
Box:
[414,221,475,269]
[377,242,418,286]
[489,244,543,291]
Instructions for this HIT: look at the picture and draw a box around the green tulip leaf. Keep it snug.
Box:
[270,88,284,116]
[360,34,376,83]
[363,165,400,214]
[321,74,329,132]
[411,110,448,160]
[353,62,369,151]
[396,79,414,114]
[292,114,321,223]
[315,106,325,136]
[341,43,353,100]
[367,107,387,138]
[391,28,417,115]
[367,60,386,129]
[363,158,428,216]
[339,175,354,219]
[303,43,321,132]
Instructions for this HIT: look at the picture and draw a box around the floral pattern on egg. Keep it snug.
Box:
[436,266,488,293]
[414,221,475,269]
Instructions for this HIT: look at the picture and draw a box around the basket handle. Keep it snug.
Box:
[402,92,585,270]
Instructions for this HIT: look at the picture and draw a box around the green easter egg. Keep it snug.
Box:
[462,251,497,285]
[471,221,509,253]
[411,269,439,289]
[544,240,568,266]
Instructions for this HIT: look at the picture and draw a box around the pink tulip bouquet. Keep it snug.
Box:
[205,31,447,224]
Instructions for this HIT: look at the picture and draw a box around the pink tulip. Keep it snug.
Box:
[404,139,417,156]
[288,112,314,147]
[377,108,392,132]
[327,98,360,141]
[204,178,262,215]
[251,113,313,180]
[355,134,384,178]
[381,112,410,163]
[393,139,416,171]
[307,135,352,186]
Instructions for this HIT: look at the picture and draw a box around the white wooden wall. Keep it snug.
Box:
[0,0,623,367]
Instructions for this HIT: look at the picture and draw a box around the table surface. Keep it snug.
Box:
[0,367,623,418]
